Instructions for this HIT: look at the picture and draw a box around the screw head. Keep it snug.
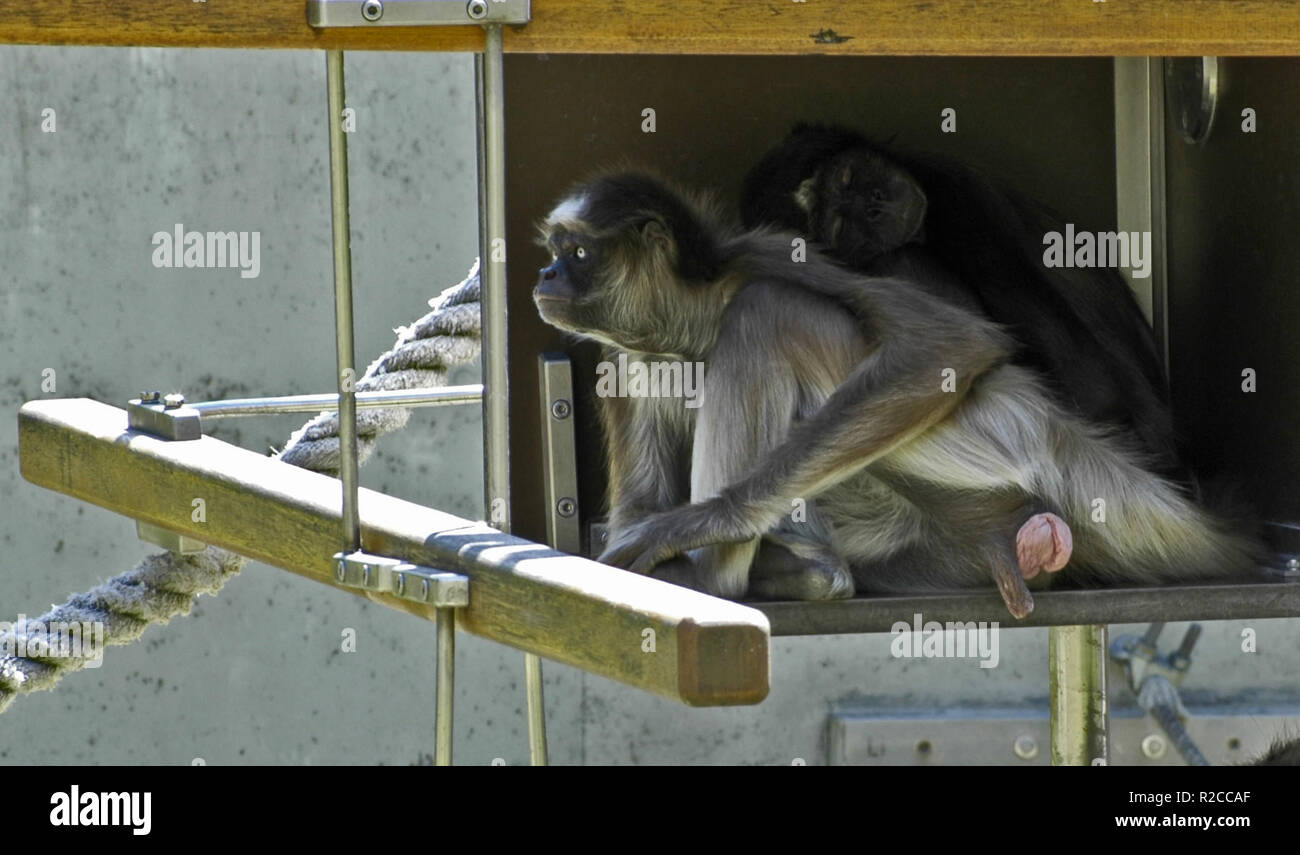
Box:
[467,0,489,20]
[1141,733,1168,759]
[394,572,406,596]
[551,399,572,420]
[557,497,577,518]
[163,392,186,409]
[361,0,383,21]
[335,561,346,582]
[1013,734,1039,760]
[1286,558,1300,573]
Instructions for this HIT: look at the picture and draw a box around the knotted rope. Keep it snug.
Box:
[0,262,483,714]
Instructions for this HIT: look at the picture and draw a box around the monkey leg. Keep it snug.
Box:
[749,527,855,601]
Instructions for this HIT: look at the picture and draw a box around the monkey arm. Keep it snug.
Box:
[598,349,694,534]
[600,307,1010,575]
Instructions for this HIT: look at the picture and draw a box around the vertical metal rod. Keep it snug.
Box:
[477,24,540,765]
[325,50,361,551]
[524,653,548,765]
[435,607,456,766]
[1049,624,1110,765]
[477,24,511,534]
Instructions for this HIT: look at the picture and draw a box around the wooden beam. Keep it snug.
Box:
[17,398,770,707]
[3,1,1300,54]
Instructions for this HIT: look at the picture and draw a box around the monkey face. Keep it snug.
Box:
[534,175,726,356]
[801,150,927,267]
[534,224,603,336]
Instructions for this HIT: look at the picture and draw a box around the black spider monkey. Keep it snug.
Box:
[532,171,1259,617]
[740,123,1183,481]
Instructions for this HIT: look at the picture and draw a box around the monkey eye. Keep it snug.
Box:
[574,246,587,260]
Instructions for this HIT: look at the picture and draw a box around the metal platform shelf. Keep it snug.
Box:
[756,580,1300,636]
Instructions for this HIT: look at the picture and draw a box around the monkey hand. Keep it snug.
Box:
[599,497,754,575]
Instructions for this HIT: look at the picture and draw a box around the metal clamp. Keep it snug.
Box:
[136,520,207,555]
[333,551,469,607]
[128,391,203,441]
[307,0,531,27]
[1111,622,1209,765]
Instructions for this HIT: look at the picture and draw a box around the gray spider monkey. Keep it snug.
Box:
[532,171,1259,618]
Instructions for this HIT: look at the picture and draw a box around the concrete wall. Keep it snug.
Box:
[0,47,1295,765]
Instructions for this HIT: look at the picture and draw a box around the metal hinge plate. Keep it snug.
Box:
[307,0,530,28]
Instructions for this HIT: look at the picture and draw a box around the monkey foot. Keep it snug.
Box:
[1015,513,1073,580]
[992,563,1035,619]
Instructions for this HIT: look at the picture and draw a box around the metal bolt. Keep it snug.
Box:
[163,392,186,409]
[915,739,932,756]
[335,561,346,582]
[466,0,489,20]
[422,578,431,600]
[140,390,161,404]
[394,572,406,596]
[1013,734,1039,760]
[557,497,577,518]
[1287,558,1299,573]
[551,398,572,420]
[1141,733,1167,759]
[361,0,383,21]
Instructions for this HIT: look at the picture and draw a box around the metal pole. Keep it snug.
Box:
[477,24,511,535]
[325,50,361,551]
[1049,624,1110,765]
[476,24,542,765]
[525,653,548,765]
[436,606,456,766]
[192,385,483,419]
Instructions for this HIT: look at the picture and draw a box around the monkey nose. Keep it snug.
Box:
[541,267,557,280]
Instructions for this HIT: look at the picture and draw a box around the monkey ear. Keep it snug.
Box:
[640,217,671,249]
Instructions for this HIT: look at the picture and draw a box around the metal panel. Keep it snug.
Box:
[1165,58,1300,525]
[538,353,582,555]
[829,708,1300,766]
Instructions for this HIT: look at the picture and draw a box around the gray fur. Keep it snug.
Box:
[535,174,1261,615]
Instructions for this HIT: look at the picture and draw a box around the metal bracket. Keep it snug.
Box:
[136,520,207,555]
[127,392,202,441]
[538,353,581,555]
[307,0,530,27]
[333,551,469,607]
[1111,621,1199,691]
[1111,622,1208,765]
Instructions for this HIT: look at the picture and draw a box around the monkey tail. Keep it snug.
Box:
[1040,418,1266,586]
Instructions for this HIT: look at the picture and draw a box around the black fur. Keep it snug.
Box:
[741,123,1182,480]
